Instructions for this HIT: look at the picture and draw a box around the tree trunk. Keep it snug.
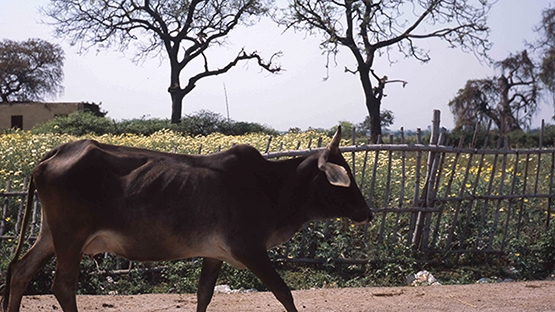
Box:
[359,68,382,143]
[170,90,184,124]
[169,84,195,124]
[498,75,522,133]
[168,55,186,124]
[367,95,382,143]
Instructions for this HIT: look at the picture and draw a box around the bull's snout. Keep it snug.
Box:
[351,206,373,224]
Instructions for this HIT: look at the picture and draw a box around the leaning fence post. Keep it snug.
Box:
[501,149,520,251]
[408,129,422,246]
[14,178,28,236]
[377,135,394,245]
[488,136,509,250]
[547,149,554,233]
[30,194,39,238]
[1,180,11,237]
[265,136,272,154]
[364,135,381,242]
[421,128,447,252]
[391,128,406,244]
[351,126,357,177]
[412,110,441,250]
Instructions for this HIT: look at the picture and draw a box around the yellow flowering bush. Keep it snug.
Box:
[0,130,327,190]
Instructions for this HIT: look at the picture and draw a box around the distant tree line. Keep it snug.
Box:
[30,110,279,137]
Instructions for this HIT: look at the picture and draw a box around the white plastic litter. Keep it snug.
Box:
[407,270,441,286]
[214,284,258,294]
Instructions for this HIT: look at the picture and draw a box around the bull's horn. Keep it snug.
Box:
[328,125,342,152]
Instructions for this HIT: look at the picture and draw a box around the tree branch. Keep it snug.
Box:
[370,0,440,50]
[183,49,282,94]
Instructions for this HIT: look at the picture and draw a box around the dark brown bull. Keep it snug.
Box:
[2,127,371,312]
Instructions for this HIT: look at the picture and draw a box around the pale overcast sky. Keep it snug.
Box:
[1,0,554,132]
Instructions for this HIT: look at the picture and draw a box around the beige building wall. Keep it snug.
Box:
[0,102,84,130]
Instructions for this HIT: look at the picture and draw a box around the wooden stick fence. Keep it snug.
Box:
[1,110,554,265]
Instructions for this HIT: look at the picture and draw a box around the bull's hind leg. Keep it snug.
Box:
[5,228,55,312]
[50,247,83,312]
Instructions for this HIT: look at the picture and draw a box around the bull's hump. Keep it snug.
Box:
[228,144,266,163]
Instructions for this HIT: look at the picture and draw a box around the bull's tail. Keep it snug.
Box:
[1,176,36,311]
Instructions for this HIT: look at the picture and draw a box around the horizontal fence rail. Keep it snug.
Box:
[1,110,554,267]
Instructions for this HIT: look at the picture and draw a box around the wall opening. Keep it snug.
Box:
[11,115,23,129]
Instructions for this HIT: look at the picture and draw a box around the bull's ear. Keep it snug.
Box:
[319,161,351,187]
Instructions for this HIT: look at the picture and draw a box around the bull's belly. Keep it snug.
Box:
[81,230,246,269]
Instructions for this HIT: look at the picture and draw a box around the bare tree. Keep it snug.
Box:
[449,50,539,134]
[0,38,64,103]
[451,4,555,133]
[43,0,281,123]
[535,7,555,111]
[278,0,491,142]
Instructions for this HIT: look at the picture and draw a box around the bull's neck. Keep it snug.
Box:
[271,156,316,232]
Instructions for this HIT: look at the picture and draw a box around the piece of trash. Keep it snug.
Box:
[502,266,518,276]
[407,270,441,286]
[475,277,497,284]
[214,285,232,294]
[214,284,258,294]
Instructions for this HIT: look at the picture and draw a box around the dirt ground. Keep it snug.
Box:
[18,280,555,311]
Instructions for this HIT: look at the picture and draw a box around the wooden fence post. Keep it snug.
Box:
[1,180,11,236]
[407,129,422,246]
[14,178,28,235]
[412,110,441,250]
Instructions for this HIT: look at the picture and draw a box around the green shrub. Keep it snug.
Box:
[115,118,174,136]
[31,111,115,136]
[30,110,278,136]
[507,227,555,280]
[160,260,203,294]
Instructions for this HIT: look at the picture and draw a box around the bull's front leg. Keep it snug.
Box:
[234,249,298,312]
[196,257,223,312]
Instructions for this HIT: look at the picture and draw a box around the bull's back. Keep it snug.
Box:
[32,141,247,254]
